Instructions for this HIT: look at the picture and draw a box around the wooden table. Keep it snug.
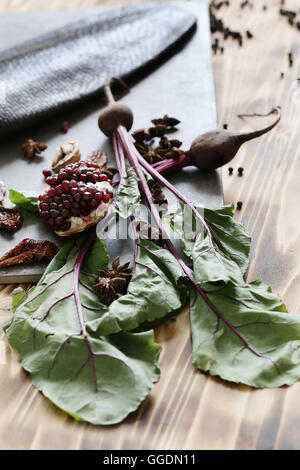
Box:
[1,0,300,450]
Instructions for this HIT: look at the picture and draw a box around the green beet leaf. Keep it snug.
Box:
[113,165,141,219]
[87,238,187,336]
[9,189,38,212]
[5,233,161,425]
[170,203,250,285]
[190,279,300,388]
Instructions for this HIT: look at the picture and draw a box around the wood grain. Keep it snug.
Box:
[1,0,300,450]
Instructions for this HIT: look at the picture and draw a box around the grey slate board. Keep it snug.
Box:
[0,1,222,284]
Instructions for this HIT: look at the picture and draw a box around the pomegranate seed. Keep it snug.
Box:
[58,204,64,213]
[46,176,58,187]
[43,169,52,178]
[100,175,108,182]
[95,192,103,201]
[83,192,93,201]
[71,208,80,217]
[103,194,110,203]
[48,218,55,226]
[40,211,49,219]
[62,180,70,192]
[54,196,61,204]
[43,195,51,203]
[50,209,59,218]
[48,189,56,197]
[66,168,74,176]
[70,180,78,188]
[80,200,88,208]
[71,188,78,196]
[63,200,71,209]
[40,202,49,211]
[58,171,68,181]
[64,222,71,231]
[50,203,58,210]
[73,202,80,209]
[89,199,99,209]
[61,121,69,134]
[62,209,71,219]
[54,185,63,195]
[81,209,90,216]
[38,194,43,201]
[56,216,64,226]
[80,175,87,182]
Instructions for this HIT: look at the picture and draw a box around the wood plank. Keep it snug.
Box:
[1,0,300,451]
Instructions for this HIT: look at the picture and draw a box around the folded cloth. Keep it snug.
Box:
[0,3,196,138]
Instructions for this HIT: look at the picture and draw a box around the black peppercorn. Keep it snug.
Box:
[238,167,244,176]
[228,167,233,175]
[237,201,243,210]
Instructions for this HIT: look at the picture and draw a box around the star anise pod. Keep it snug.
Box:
[149,124,167,138]
[132,128,151,142]
[21,139,47,159]
[94,257,132,306]
[142,150,165,165]
[150,182,168,206]
[151,115,181,128]
[165,147,184,159]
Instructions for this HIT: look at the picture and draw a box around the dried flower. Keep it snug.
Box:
[0,207,22,231]
[51,140,81,173]
[94,257,132,305]
[21,139,47,159]
[0,238,58,268]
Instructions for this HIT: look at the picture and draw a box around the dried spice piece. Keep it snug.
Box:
[223,123,228,129]
[228,167,233,175]
[51,140,81,173]
[288,51,293,68]
[238,167,244,176]
[246,30,253,39]
[280,8,297,27]
[132,128,151,142]
[151,115,180,128]
[0,207,22,232]
[210,0,229,9]
[150,182,168,207]
[236,201,243,210]
[149,124,168,138]
[240,0,252,8]
[86,149,108,168]
[21,139,47,159]
[0,179,6,203]
[86,149,117,179]
[0,238,58,268]
[94,257,132,305]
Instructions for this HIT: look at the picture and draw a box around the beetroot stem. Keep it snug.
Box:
[115,125,264,358]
